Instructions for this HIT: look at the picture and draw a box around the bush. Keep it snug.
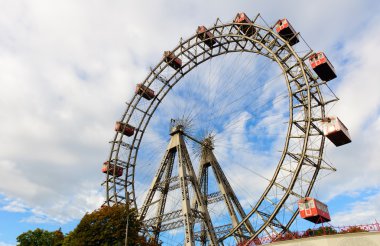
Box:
[340,226,368,234]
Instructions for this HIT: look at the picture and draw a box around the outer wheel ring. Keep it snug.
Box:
[104,16,328,242]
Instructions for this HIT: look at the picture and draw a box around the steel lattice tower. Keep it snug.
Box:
[139,125,218,245]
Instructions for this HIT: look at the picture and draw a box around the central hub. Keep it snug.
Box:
[170,124,185,135]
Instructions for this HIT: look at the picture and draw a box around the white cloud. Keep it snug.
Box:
[0,242,15,246]
[0,161,52,200]
[0,0,140,224]
[5,186,104,225]
[316,16,380,201]
[1,199,28,213]
[332,191,380,226]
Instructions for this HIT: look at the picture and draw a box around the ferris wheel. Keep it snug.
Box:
[102,13,351,245]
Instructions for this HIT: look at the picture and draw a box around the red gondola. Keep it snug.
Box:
[322,116,351,146]
[115,121,135,137]
[275,19,299,46]
[163,51,182,70]
[136,83,155,100]
[197,26,216,47]
[309,52,337,81]
[298,197,331,224]
[102,161,123,177]
[234,12,256,36]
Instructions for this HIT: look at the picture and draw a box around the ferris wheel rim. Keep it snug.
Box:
[104,15,328,243]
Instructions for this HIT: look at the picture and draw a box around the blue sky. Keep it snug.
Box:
[1,0,380,245]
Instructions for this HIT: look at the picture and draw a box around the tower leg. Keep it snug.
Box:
[177,135,218,245]
[200,147,255,241]
[153,152,176,242]
[139,148,176,221]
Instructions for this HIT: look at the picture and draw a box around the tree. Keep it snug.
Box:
[63,205,156,246]
[16,228,64,246]
[52,228,65,245]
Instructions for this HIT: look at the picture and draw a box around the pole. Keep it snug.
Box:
[125,213,129,246]
[125,191,130,246]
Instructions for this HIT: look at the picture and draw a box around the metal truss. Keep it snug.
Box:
[194,224,246,242]
[138,126,218,245]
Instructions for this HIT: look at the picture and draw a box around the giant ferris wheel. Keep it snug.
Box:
[102,13,351,245]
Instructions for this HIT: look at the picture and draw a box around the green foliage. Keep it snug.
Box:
[63,205,156,246]
[16,228,64,246]
[304,226,337,237]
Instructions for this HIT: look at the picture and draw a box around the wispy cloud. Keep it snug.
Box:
[1,199,28,213]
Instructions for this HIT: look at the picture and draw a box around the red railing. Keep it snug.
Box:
[238,222,380,245]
